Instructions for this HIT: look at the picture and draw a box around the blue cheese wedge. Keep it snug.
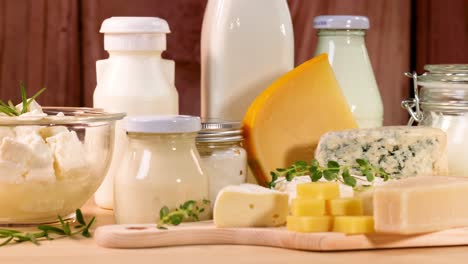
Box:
[213,184,289,227]
[315,126,448,178]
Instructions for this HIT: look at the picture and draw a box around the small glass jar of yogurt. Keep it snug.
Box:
[114,115,209,224]
[196,120,247,203]
[402,64,468,176]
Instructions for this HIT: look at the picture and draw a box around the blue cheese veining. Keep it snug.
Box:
[315,126,448,178]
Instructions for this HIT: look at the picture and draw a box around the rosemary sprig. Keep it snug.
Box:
[0,82,46,116]
[0,209,96,247]
[157,199,210,230]
[268,159,390,189]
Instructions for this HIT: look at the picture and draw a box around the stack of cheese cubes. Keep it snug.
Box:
[287,182,374,234]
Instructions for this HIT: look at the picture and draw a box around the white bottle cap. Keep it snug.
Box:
[313,16,370,29]
[100,17,171,51]
[125,115,202,133]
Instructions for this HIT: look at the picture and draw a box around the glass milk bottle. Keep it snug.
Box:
[201,0,294,120]
[314,16,383,128]
[94,17,179,209]
[114,116,209,224]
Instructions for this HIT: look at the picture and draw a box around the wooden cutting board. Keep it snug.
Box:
[94,221,468,251]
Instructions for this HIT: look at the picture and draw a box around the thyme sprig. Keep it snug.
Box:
[0,209,95,247]
[0,82,46,116]
[157,199,210,230]
[268,159,390,189]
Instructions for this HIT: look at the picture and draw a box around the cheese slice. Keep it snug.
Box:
[374,176,468,234]
[326,198,363,216]
[287,216,332,233]
[333,216,374,234]
[243,54,357,186]
[213,184,289,228]
[315,126,448,178]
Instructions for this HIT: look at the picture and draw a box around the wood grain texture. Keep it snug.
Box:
[414,0,468,72]
[80,0,207,115]
[0,0,81,106]
[95,221,468,251]
[288,0,412,125]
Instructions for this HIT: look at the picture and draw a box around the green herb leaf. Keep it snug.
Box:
[160,206,170,219]
[343,175,357,187]
[294,161,308,168]
[323,169,337,181]
[0,83,46,117]
[157,199,211,229]
[311,170,322,182]
[20,82,28,114]
[75,209,86,226]
[327,160,340,169]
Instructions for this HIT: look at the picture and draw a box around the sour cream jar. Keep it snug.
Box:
[196,120,247,203]
[114,115,209,224]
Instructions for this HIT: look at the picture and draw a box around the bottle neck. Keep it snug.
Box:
[107,50,163,58]
[317,29,366,40]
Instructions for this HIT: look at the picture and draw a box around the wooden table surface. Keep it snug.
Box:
[2,200,468,264]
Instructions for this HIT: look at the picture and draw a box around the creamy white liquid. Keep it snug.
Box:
[94,51,178,209]
[315,30,383,128]
[114,133,209,224]
[201,0,294,120]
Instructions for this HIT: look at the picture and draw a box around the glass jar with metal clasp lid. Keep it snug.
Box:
[402,64,468,176]
[196,119,247,203]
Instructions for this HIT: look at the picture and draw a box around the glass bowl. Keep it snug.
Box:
[0,107,125,225]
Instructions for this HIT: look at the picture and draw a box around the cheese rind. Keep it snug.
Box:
[243,54,357,186]
[287,216,332,233]
[374,176,468,234]
[326,198,363,216]
[213,184,289,227]
[291,198,325,216]
[333,216,374,234]
[315,126,448,178]
[296,182,339,200]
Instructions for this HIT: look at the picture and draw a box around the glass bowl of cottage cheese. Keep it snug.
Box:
[0,103,124,225]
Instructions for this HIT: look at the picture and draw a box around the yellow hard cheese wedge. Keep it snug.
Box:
[333,216,375,234]
[243,54,357,186]
[326,198,363,216]
[287,216,332,233]
[296,182,340,200]
[291,198,325,216]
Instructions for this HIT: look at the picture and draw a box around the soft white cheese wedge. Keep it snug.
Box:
[213,184,289,228]
[46,130,88,179]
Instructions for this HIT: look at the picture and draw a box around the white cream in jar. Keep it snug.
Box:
[196,120,247,203]
[114,115,209,224]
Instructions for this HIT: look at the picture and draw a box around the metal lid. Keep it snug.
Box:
[418,64,468,84]
[125,115,201,133]
[197,119,243,143]
[313,16,369,29]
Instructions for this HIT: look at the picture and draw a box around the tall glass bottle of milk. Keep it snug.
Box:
[201,0,294,121]
[93,17,178,209]
[313,16,383,128]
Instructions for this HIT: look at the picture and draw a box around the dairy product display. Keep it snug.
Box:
[201,0,294,120]
[313,16,383,128]
[94,17,178,209]
[213,184,289,227]
[315,126,448,178]
[374,176,468,234]
[243,54,357,186]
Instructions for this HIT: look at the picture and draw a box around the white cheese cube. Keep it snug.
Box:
[315,126,448,178]
[38,126,69,139]
[213,184,289,227]
[46,130,88,179]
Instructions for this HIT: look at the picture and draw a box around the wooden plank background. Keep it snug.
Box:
[0,0,467,125]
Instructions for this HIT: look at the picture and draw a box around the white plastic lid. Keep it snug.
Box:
[100,17,170,51]
[313,16,370,29]
[125,115,202,133]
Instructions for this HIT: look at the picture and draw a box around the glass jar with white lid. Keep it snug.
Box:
[196,120,247,203]
[402,64,468,176]
[114,115,209,224]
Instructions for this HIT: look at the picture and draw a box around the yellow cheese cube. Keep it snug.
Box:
[287,215,332,233]
[333,216,375,234]
[296,182,339,200]
[291,198,325,216]
[326,198,363,216]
